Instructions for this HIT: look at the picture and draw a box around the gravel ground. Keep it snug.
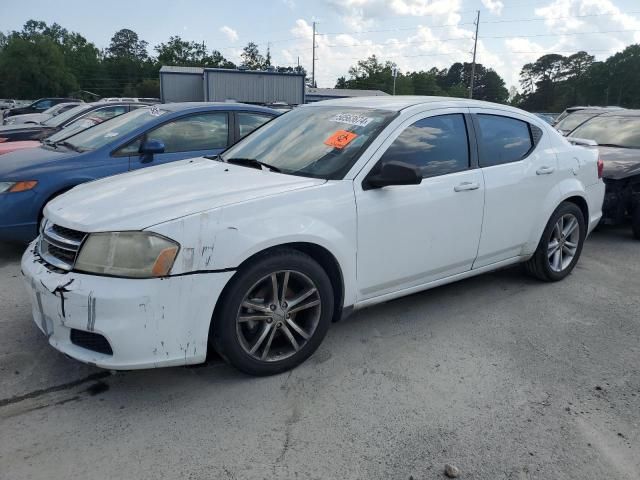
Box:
[1,226,638,480]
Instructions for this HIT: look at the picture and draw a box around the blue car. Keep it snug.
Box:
[0,102,278,242]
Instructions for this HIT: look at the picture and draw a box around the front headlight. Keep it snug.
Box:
[75,232,180,278]
[0,181,38,193]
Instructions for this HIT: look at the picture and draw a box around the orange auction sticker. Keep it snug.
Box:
[324,130,358,149]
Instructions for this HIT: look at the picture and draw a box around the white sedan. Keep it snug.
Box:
[22,96,605,376]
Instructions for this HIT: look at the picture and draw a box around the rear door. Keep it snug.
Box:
[470,109,559,268]
[116,112,230,170]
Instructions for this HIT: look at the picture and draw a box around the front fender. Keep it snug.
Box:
[150,181,359,306]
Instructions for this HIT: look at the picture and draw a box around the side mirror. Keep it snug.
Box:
[362,160,422,190]
[139,139,165,163]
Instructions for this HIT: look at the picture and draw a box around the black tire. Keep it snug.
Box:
[524,202,586,282]
[632,201,640,240]
[211,248,334,376]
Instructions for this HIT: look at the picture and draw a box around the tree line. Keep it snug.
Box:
[515,46,640,111]
[335,55,509,103]
[0,20,304,99]
[336,45,640,111]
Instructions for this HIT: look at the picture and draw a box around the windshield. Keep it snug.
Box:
[43,105,64,115]
[556,111,600,132]
[45,117,100,144]
[221,106,396,179]
[43,104,90,127]
[571,116,640,148]
[63,107,166,152]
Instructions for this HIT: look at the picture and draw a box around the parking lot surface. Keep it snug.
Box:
[1,227,638,480]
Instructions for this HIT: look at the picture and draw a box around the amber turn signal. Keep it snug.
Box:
[9,181,38,192]
[151,246,179,277]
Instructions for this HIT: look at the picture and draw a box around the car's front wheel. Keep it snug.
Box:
[524,202,586,282]
[211,248,334,376]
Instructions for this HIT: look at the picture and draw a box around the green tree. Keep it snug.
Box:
[0,34,76,97]
[241,41,264,70]
[106,28,148,61]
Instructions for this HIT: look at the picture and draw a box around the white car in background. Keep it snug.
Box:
[22,96,605,376]
[2,101,83,125]
[0,99,17,110]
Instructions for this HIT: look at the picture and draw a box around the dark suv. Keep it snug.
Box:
[3,98,79,118]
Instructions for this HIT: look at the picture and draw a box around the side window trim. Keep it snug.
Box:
[464,112,479,170]
[111,111,230,157]
[471,112,537,168]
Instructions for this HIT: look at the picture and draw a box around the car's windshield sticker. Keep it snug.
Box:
[104,132,119,138]
[324,130,358,149]
[149,105,163,116]
[329,113,372,127]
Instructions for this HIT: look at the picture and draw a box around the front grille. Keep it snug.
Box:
[70,329,113,355]
[38,221,87,271]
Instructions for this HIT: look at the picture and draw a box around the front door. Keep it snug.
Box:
[355,110,485,301]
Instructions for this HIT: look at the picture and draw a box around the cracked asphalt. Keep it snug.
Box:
[1,226,639,480]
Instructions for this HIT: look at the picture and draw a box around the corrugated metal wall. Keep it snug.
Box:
[204,70,304,104]
[160,73,204,103]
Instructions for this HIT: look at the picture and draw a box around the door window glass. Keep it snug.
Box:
[238,113,273,137]
[142,113,229,153]
[378,114,469,178]
[477,114,533,167]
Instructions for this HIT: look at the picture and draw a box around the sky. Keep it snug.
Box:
[1,0,639,90]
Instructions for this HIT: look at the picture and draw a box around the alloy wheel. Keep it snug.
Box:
[236,270,322,362]
[547,213,580,272]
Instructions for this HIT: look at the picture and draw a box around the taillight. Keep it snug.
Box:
[597,156,604,179]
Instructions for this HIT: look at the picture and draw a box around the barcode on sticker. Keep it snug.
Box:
[330,113,372,127]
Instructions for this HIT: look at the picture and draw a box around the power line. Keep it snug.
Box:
[480,28,640,39]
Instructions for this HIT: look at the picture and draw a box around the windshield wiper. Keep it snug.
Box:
[59,141,81,152]
[597,143,632,149]
[223,157,282,173]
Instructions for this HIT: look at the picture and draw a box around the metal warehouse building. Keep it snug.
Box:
[159,66,205,103]
[159,66,305,105]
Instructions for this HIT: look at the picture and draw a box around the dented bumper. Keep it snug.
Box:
[21,242,234,370]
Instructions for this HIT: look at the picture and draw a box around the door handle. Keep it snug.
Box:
[536,166,555,175]
[454,182,480,192]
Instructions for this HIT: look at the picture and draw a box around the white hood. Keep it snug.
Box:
[45,157,325,232]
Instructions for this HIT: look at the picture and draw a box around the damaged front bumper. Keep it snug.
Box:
[21,242,234,370]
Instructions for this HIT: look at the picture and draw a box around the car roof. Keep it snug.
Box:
[158,102,278,114]
[302,95,525,114]
[598,110,640,118]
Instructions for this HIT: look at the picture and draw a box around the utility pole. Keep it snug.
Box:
[312,21,317,87]
[469,10,480,99]
[392,66,398,95]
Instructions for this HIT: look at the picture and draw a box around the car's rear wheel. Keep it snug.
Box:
[524,202,586,282]
[211,248,334,376]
